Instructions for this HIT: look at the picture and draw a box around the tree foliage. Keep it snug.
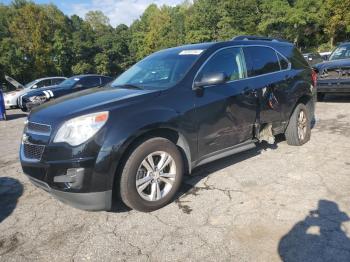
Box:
[0,0,350,86]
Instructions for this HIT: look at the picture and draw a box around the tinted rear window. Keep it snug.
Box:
[277,53,289,70]
[243,46,280,77]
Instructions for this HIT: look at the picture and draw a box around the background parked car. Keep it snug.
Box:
[303,52,324,66]
[313,42,350,101]
[3,76,67,109]
[319,51,332,60]
[18,74,113,112]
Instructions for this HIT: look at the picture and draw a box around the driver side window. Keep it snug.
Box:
[197,47,246,83]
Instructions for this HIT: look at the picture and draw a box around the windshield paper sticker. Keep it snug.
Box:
[179,50,204,55]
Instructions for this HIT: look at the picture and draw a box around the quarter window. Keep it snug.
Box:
[243,46,281,77]
[277,53,289,70]
[197,47,245,83]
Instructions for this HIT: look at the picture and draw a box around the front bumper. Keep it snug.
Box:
[27,175,112,210]
[317,80,350,93]
[4,97,17,109]
[20,141,114,211]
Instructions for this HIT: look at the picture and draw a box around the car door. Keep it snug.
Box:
[242,46,291,124]
[194,47,258,158]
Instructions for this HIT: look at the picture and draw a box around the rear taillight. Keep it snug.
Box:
[311,69,317,87]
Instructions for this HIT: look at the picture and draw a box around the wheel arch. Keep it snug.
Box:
[290,93,315,120]
[112,127,192,195]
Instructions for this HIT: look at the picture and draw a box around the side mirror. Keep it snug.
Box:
[194,72,227,89]
[32,84,38,89]
[75,84,83,89]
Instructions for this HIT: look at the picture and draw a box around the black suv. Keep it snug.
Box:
[20,36,316,212]
[18,74,113,111]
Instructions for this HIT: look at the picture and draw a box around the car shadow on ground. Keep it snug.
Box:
[278,200,350,261]
[0,177,23,223]
[4,113,27,121]
[175,137,282,214]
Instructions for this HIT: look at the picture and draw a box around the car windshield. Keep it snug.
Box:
[329,45,350,61]
[24,80,38,88]
[111,49,204,90]
[58,77,80,88]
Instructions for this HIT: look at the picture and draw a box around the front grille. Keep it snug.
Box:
[27,121,51,135]
[23,143,45,160]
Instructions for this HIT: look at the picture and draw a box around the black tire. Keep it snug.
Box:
[119,137,183,212]
[285,103,311,146]
[317,93,325,101]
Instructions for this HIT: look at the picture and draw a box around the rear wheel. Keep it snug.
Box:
[285,103,311,146]
[119,137,183,212]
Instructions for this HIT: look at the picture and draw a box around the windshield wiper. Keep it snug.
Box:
[112,84,143,90]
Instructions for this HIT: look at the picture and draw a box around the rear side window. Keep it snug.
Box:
[290,48,309,69]
[101,77,112,85]
[80,76,101,88]
[198,47,246,82]
[243,46,280,77]
[277,53,289,70]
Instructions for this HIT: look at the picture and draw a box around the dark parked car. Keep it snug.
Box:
[4,76,67,109]
[314,42,350,101]
[18,74,113,111]
[303,52,324,66]
[20,36,316,212]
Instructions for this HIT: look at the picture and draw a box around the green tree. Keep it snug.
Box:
[85,10,110,31]
[185,0,222,43]
[324,0,350,47]
[217,0,261,40]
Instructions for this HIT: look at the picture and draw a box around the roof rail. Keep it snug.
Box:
[232,35,290,43]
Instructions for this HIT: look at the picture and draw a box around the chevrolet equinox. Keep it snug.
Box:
[20,35,316,212]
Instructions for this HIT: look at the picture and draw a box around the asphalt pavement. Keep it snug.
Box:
[1,96,350,261]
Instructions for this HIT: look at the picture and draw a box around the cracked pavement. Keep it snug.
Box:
[1,96,350,261]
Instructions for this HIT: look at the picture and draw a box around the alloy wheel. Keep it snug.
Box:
[135,151,176,201]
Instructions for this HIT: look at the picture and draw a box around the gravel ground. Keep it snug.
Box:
[0,96,350,262]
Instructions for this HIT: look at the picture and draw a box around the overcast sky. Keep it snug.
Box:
[0,0,186,26]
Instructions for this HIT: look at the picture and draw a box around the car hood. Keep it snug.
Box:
[29,87,161,126]
[314,59,350,71]
[4,89,25,97]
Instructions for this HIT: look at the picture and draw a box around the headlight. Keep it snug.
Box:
[54,111,109,146]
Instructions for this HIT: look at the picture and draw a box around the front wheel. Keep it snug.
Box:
[285,103,311,146]
[119,137,183,212]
